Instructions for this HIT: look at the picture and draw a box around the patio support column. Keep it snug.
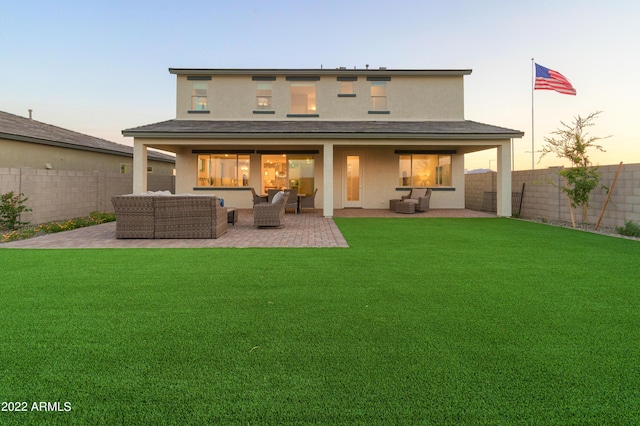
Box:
[133,140,148,194]
[496,141,512,217]
[323,142,334,217]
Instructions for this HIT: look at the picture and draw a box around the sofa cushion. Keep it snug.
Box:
[272,191,285,204]
[409,188,427,199]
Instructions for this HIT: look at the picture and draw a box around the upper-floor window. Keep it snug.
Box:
[290,83,316,114]
[399,154,451,187]
[256,83,272,110]
[370,81,387,111]
[339,81,354,95]
[337,76,357,97]
[191,82,208,111]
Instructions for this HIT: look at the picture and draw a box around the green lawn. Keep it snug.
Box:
[1,218,639,425]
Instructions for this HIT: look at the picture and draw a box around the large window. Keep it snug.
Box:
[197,154,250,187]
[191,82,208,111]
[290,83,316,114]
[370,81,387,111]
[399,154,451,187]
[256,82,272,110]
[261,154,315,196]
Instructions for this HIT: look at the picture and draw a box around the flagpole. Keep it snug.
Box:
[531,58,535,170]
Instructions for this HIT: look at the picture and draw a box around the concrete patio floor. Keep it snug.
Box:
[1,209,495,249]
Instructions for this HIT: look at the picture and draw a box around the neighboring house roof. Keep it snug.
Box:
[0,110,175,163]
[123,120,524,140]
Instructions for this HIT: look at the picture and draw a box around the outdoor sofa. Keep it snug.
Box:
[112,192,227,239]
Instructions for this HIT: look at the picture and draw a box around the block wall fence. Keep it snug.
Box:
[465,163,640,228]
[0,168,175,225]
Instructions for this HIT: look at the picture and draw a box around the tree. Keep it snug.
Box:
[539,111,610,227]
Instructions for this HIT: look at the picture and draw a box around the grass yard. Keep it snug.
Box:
[1,218,639,425]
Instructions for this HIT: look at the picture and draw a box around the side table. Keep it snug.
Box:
[227,208,238,225]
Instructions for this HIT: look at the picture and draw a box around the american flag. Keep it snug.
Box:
[534,63,576,95]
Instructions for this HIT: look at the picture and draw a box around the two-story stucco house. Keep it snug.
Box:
[123,67,523,217]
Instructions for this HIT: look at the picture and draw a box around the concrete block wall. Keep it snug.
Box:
[465,163,640,228]
[0,167,175,225]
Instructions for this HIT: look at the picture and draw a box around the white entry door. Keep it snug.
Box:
[344,154,363,208]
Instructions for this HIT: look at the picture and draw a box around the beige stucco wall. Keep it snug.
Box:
[0,138,175,175]
[175,74,464,121]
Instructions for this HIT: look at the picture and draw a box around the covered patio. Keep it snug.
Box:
[2,209,495,249]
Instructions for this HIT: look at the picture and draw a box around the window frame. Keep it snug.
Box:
[286,76,319,117]
[398,154,452,188]
[196,154,251,188]
[189,81,209,113]
[255,82,273,111]
[369,81,388,113]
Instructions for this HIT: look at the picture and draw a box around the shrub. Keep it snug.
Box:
[1,211,116,243]
[0,191,32,230]
[616,220,640,238]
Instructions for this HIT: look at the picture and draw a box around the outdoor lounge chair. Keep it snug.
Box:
[299,188,318,211]
[250,187,268,205]
[400,188,432,212]
[253,191,289,227]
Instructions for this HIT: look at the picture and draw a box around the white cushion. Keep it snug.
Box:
[404,199,419,204]
[409,188,427,199]
[272,191,285,204]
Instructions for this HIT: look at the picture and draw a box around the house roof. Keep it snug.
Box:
[122,119,524,140]
[0,110,175,163]
[169,68,473,77]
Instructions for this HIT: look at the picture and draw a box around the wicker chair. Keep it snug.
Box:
[284,188,298,214]
[253,191,289,227]
[299,188,318,212]
[250,187,268,205]
[400,188,432,212]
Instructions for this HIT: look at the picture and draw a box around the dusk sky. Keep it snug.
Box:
[2,1,637,171]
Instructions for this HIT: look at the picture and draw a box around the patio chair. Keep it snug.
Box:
[284,188,298,214]
[299,188,318,212]
[400,188,432,212]
[250,187,268,205]
[253,191,289,227]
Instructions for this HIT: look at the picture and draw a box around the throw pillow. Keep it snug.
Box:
[272,191,285,204]
[409,188,427,199]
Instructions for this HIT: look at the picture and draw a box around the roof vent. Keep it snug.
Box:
[28,109,33,120]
